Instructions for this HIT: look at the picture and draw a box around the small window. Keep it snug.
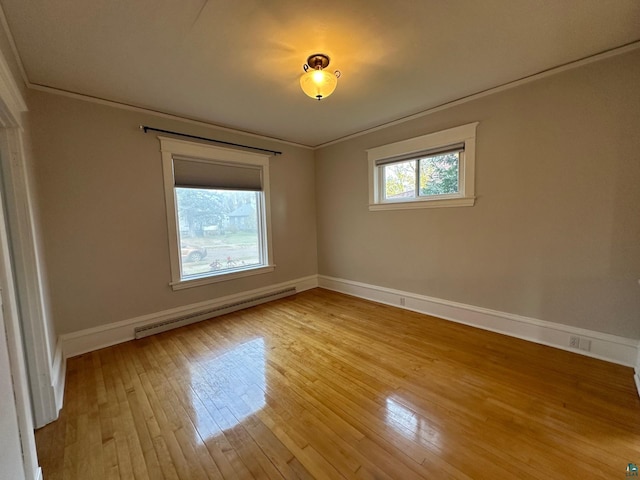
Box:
[381,145,462,202]
[368,123,478,210]
[160,137,274,290]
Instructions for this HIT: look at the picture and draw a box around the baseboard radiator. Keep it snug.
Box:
[134,287,297,339]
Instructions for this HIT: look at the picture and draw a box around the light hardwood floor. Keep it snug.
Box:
[35,288,640,479]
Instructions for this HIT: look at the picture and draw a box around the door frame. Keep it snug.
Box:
[0,32,62,428]
[0,31,49,480]
[0,172,41,478]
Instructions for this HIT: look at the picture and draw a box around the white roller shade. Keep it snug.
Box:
[173,156,263,191]
[375,143,465,167]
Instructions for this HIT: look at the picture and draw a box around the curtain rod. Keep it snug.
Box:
[139,125,282,155]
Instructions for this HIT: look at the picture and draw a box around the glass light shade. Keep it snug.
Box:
[300,68,338,100]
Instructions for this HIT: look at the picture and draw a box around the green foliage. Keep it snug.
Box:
[419,153,459,196]
[384,161,416,198]
[176,188,256,237]
[383,153,458,199]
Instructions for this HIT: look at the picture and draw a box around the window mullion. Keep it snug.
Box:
[414,159,420,198]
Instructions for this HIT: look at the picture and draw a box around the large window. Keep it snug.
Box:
[368,122,478,210]
[160,137,274,290]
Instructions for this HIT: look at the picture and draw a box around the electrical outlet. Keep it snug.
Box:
[569,336,580,348]
[400,297,406,306]
[579,338,591,351]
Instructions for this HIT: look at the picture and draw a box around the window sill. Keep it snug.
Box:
[369,197,475,211]
[170,265,275,291]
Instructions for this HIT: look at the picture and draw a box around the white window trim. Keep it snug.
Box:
[367,122,478,211]
[159,136,275,290]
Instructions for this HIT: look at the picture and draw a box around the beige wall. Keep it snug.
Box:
[26,49,640,341]
[316,49,640,340]
[28,90,317,335]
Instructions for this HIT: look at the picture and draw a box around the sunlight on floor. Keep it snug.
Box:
[188,338,266,441]
[385,396,442,451]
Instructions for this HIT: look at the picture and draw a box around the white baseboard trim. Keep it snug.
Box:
[318,275,639,368]
[60,274,319,359]
[51,340,66,415]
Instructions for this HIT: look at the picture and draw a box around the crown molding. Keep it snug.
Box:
[1,1,637,152]
[315,40,640,149]
[28,83,313,150]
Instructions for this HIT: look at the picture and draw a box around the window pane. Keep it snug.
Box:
[419,152,459,196]
[383,160,417,200]
[175,188,262,279]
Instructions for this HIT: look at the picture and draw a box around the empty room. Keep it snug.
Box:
[0,1,638,479]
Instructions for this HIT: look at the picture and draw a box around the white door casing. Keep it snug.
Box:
[0,287,27,480]
[0,169,40,479]
[0,17,45,480]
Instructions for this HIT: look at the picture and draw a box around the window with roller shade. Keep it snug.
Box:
[160,137,274,290]
[378,144,463,201]
[367,122,478,210]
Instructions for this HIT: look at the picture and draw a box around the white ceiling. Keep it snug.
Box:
[2,0,639,147]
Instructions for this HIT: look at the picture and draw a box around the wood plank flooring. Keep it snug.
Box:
[35,288,640,479]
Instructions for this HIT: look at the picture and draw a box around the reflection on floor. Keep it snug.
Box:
[35,288,640,479]
[190,338,266,439]
[385,396,441,452]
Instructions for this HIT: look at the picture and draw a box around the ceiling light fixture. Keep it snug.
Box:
[300,54,341,100]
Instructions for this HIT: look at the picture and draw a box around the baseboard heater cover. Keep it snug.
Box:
[134,287,296,339]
